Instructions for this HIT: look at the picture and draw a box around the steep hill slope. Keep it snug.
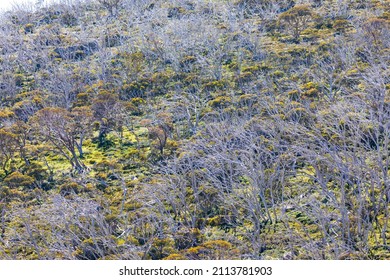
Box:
[0,0,389,259]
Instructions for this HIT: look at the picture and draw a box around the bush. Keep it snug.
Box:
[3,172,35,189]
[59,182,81,195]
[184,240,240,260]
[278,5,314,40]
[174,228,204,250]
[167,7,186,19]
[61,11,78,26]
[208,96,232,108]
[24,23,34,34]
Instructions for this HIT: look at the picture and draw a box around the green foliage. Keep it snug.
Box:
[174,228,204,250]
[59,182,81,195]
[208,96,232,108]
[24,23,34,34]
[279,5,314,41]
[0,0,389,261]
[362,17,389,45]
[183,240,240,260]
[3,171,35,189]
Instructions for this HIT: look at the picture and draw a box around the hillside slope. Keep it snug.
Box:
[0,0,389,259]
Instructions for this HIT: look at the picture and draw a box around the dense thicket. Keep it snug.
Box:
[0,0,389,259]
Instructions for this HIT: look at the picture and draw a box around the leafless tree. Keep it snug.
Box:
[29,107,90,172]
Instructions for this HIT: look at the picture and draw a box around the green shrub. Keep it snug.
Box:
[208,96,232,108]
[3,172,35,189]
[24,23,34,34]
[59,182,81,195]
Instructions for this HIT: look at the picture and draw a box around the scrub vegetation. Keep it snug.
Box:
[0,0,389,259]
